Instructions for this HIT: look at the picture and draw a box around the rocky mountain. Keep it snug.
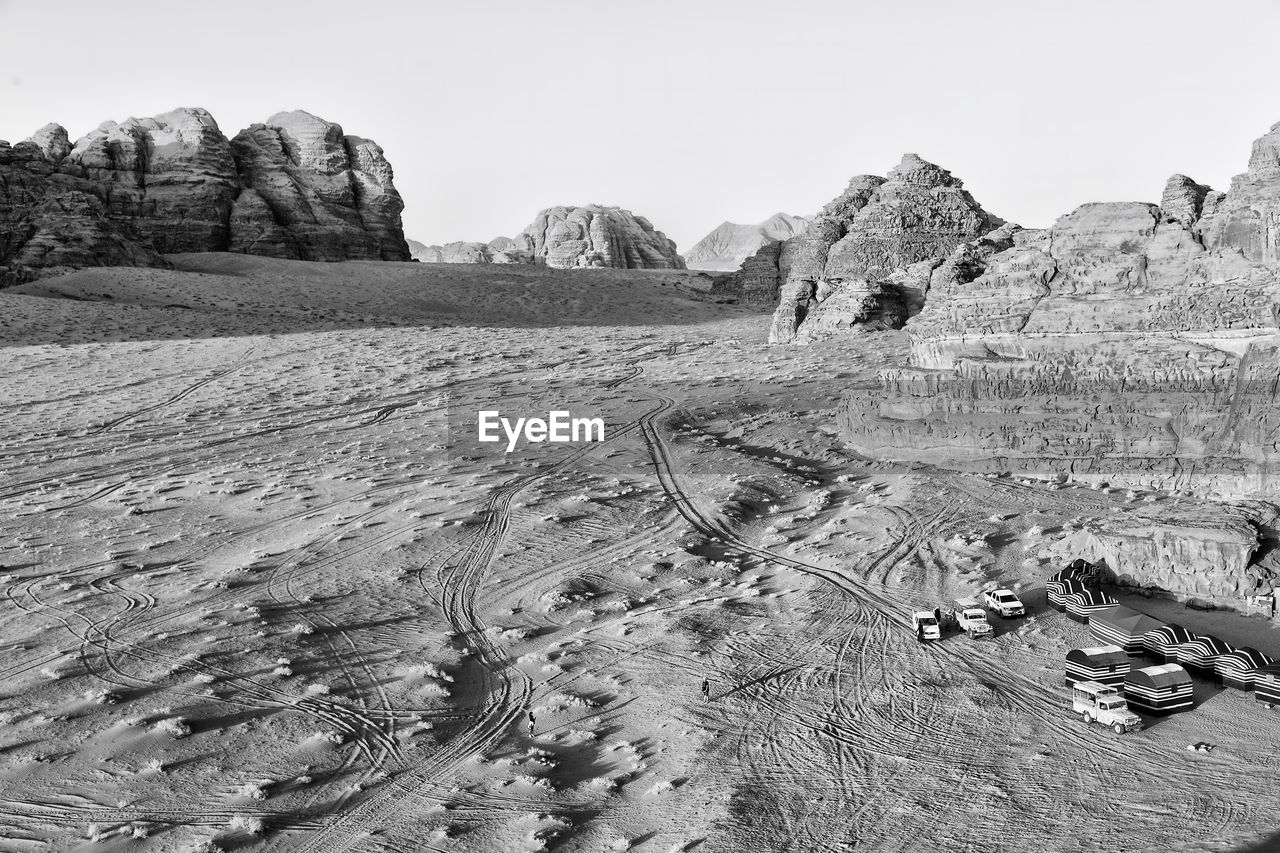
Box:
[684,212,809,271]
[715,155,1004,341]
[0,107,410,283]
[407,236,533,264]
[515,205,685,270]
[840,119,1280,518]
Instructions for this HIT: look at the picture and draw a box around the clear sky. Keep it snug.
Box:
[3,0,1280,252]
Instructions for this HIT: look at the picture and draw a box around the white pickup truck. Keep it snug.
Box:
[1072,681,1143,734]
[951,598,993,639]
[911,611,941,642]
[983,587,1026,618]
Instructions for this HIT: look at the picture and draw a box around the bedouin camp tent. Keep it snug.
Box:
[1123,663,1194,714]
[1049,559,1103,587]
[1064,589,1119,623]
[1255,663,1280,708]
[1089,606,1166,655]
[1176,635,1235,674]
[1214,648,1274,691]
[1047,579,1086,612]
[1143,623,1197,662]
[1066,645,1131,688]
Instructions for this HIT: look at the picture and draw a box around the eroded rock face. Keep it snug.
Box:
[720,155,1002,341]
[1036,507,1273,605]
[840,120,1280,504]
[516,205,686,270]
[0,107,410,282]
[229,111,410,261]
[1198,120,1280,262]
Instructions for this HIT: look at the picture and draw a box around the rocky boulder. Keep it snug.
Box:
[515,205,685,270]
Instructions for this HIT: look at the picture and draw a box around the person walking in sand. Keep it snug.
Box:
[527,710,535,735]
[701,678,710,699]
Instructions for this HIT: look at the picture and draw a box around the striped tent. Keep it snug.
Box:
[1176,635,1235,674]
[1255,663,1280,708]
[1047,579,1086,612]
[1089,607,1165,655]
[1066,645,1131,688]
[1142,623,1196,662]
[1049,559,1103,588]
[1124,663,1193,714]
[1065,589,1119,623]
[1214,648,1274,691]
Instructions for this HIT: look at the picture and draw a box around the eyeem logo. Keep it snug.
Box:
[477,410,605,453]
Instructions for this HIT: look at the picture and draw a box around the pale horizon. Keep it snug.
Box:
[3,0,1280,253]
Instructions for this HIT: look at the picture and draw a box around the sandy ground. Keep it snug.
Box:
[1,256,1278,853]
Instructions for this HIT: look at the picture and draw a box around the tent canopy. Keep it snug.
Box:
[1129,663,1191,690]
[1091,606,1165,636]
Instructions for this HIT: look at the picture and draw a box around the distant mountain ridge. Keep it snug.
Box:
[683,212,810,271]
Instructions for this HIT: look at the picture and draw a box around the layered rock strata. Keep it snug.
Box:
[0,107,410,281]
[840,120,1280,510]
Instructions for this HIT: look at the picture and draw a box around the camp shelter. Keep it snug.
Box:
[1176,635,1235,674]
[1214,648,1274,691]
[1047,578,1086,612]
[1066,645,1131,688]
[1143,623,1196,662]
[1064,588,1119,623]
[1123,664,1193,714]
[1089,606,1165,655]
[1255,663,1280,708]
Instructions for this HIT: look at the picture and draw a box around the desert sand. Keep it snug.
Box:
[1,256,1278,853]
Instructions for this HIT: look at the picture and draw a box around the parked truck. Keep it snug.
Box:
[983,587,1026,618]
[1071,680,1143,734]
[912,611,941,642]
[951,598,993,639]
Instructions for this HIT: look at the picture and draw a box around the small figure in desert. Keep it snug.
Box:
[527,711,535,735]
[702,678,710,699]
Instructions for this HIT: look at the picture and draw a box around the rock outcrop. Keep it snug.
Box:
[839,119,1280,508]
[515,205,685,270]
[684,212,809,272]
[718,155,1003,339]
[1036,509,1270,604]
[229,111,409,261]
[1197,120,1280,263]
[0,107,410,282]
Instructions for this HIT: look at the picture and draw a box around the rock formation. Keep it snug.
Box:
[717,155,1003,339]
[0,107,410,282]
[684,213,809,272]
[839,119,1280,514]
[515,205,685,270]
[1036,507,1272,604]
[408,236,532,264]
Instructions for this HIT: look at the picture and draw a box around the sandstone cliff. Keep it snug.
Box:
[684,212,810,272]
[0,107,410,282]
[718,155,1003,339]
[515,205,686,270]
[839,120,1280,510]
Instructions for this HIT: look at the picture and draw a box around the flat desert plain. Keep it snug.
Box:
[1,256,1278,853]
